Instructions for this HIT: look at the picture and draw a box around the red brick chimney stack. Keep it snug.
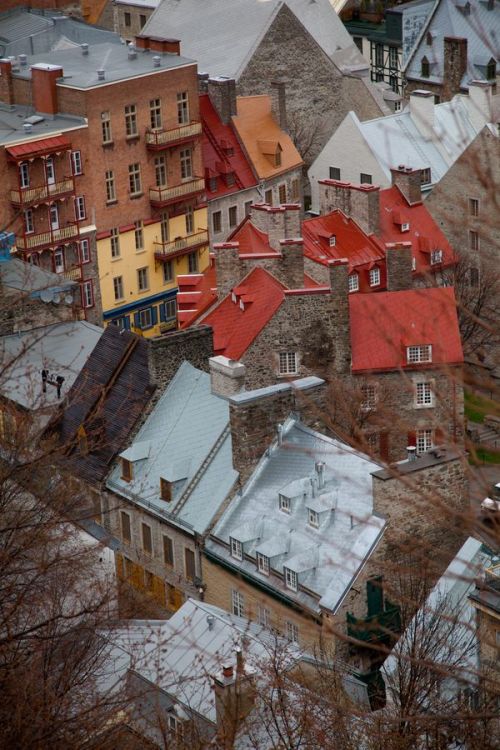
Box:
[31,63,63,115]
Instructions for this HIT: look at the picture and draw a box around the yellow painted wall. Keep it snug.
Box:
[97,207,209,337]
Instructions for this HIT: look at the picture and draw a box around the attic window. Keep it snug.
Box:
[160,478,172,501]
[284,567,298,592]
[279,494,291,513]
[121,458,132,482]
[407,345,432,364]
[308,508,319,528]
[420,168,431,185]
[369,267,380,287]
[401,222,410,232]
[225,172,235,187]
[230,537,243,561]
[329,235,336,247]
[421,56,430,78]
[209,177,217,192]
[430,249,443,265]
[278,351,298,375]
[257,553,270,576]
[275,149,282,167]
[348,273,359,293]
[426,32,433,46]
[486,58,496,80]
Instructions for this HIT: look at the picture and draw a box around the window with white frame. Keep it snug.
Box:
[168,714,183,739]
[125,103,138,137]
[369,267,380,286]
[139,308,152,329]
[286,621,299,643]
[74,196,86,220]
[81,280,94,308]
[394,100,402,112]
[231,589,245,617]
[348,274,359,293]
[416,381,433,407]
[278,351,298,375]
[416,429,433,453]
[361,384,377,410]
[137,266,149,291]
[308,508,319,528]
[279,494,291,513]
[71,150,82,175]
[155,155,167,187]
[54,248,64,273]
[149,98,162,130]
[430,249,443,265]
[80,238,90,264]
[407,345,432,364]
[180,148,193,180]
[177,91,189,124]
[329,235,336,247]
[101,111,112,143]
[163,298,177,321]
[24,209,34,233]
[134,220,144,250]
[284,567,298,592]
[257,553,270,575]
[258,605,271,629]
[230,537,242,560]
[420,167,431,185]
[128,163,142,195]
[105,170,116,203]
[19,161,30,188]
[401,222,410,232]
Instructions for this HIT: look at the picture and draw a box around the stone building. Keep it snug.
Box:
[113,0,160,41]
[469,557,500,712]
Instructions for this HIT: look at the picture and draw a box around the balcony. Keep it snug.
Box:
[149,177,205,208]
[16,222,80,252]
[154,229,208,261]
[10,177,75,208]
[145,121,202,150]
[347,602,401,646]
[61,266,82,282]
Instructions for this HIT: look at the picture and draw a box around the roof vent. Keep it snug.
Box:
[18,54,27,67]
[407,446,416,462]
[23,122,32,134]
[315,461,325,490]
[128,43,137,60]
[97,69,105,81]
[277,423,283,446]
[81,43,89,56]
[206,614,215,631]
[153,55,161,68]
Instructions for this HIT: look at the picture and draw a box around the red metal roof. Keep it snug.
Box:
[200,94,257,199]
[349,287,463,373]
[6,135,71,160]
[177,260,218,329]
[302,211,384,273]
[229,218,279,255]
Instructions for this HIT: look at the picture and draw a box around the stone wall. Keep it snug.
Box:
[0,287,81,336]
[148,324,213,393]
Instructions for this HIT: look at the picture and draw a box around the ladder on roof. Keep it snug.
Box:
[201,116,245,191]
[396,117,433,175]
[171,424,231,515]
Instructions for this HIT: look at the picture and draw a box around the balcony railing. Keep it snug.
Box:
[16,222,80,251]
[347,602,401,645]
[61,266,82,282]
[149,177,205,207]
[10,177,75,207]
[145,121,202,149]
[154,229,208,260]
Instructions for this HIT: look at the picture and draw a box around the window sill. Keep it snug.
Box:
[114,298,126,305]
[126,134,140,142]
[111,257,122,262]
[129,192,144,200]
[102,141,114,149]
[414,403,435,410]
[276,372,299,379]
[106,199,118,206]
[137,288,150,294]
[135,249,147,255]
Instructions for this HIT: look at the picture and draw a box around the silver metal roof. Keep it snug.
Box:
[0,103,86,146]
[107,361,238,535]
[208,418,386,615]
[0,257,76,295]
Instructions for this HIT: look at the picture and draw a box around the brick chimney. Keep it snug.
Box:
[270,81,287,130]
[208,76,237,125]
[214,241,240,298]
[319,181,380,236]
[385,242,413,291]
[210,356,246,398]
[250,203,301,251]
[135,35,181,54]
[390,166,422,205]
[443,37,467,101]
[31,63,63,116]
[0,59,14,105]
[328,259,351,374]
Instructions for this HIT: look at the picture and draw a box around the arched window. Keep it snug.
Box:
[421,56,430,78]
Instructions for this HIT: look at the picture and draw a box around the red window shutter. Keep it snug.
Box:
[379,432,390,461]
[434,427,445,444]
[407,431,417,448]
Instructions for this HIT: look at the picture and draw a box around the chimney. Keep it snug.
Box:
[270,81,287,130]
[327,260,351,374]
[319,181,380,236]
[0,59,14,105]
[250,203,301,251]
[208,76,237,125]
[467,80,494,130]
[443,37,467,100]
[315,461,325,489]
[407,446,417,461]
[409,90,435,136]
[210,356,246,397]
[390,166,422,205]
[213,661,255,750]
[81,43,89,55]
[279,238,304,290]
[213,241,240,298]
[198,71,209,93]
[385,242,413,291]
[136,35,181,54]
[31,64,63,116]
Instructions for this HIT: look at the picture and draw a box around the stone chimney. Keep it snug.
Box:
[467,80,494,130]
[385,242,413,291]
[390,166,422,205]
[198,71,210,93]
[210,356,246,397]
[270,80,287,130]
[443,37,467,101]
[214,241,240,298]
[279,238,304,290]
[213,660,256,749]
[250,203,301,251]
[148,325,213,391]
[0,59,14,106]
[409,90,435,137]
[328,259,351,374]
[31,63,63,116]
[208,76,237,125]
[319,181,380,236]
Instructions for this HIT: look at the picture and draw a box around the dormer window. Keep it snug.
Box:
[284,567,298,592]
[209,177,217,192]
[279,493,291,513]
[401,222,410,232]
[160,478,172,501]
[329,235,336,247]
[426,32,433,46]
[430,249,443,265]
[421,56,430,78]
[230,537,243,561]
[407,345,432,364]
[308,508,319,528]
[486,57,496,80]
[225,172,235,187]
[348,273,359,293]
[257,553,270,575]
[121,458,132,482]
[421,168,431,185]
[369,267,380,287]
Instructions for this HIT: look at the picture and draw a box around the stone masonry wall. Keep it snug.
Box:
[148,324,213,393]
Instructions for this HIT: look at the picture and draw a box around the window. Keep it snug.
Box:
[329,166,340,181]
[369,267,380,286]
[141,523,153,556]
[137,267,149,292]
[284,567,298,592]
[71,150,82,175]
[134,220,144,251]
[160,477,172,501]
[286,621,299,643]
[121,458,132,481]
[160,211,169,243]
[155,155,167,187]
[105,170,116,203]
[124,11,131,26]
[258,605,271,629]
[101,111,112,144]
[188,251,198,273]
[212,210,222,233]
[139,308,152,329]
[125,104,138,137]
[361,384,377,410]
[430,249,443,265]
[394,100,402,112]
[120,511,131,543]
[416,381,433,406]
[375,42,384,66]
[329,235,336,247]
[486,57,496,81]
[185,205,194,234]
[177,91,189,124]
[144,569,154,591]
[80,238,90,264]
[275,149,282,167]
[140,13,147,26]
[159,261,172,286]
[291,179,300,201]
[74,196,86,220]
[421,56,430,78]
[81,280,94,308]
[228,206,237,228]
[230,537,242,560]
[24,209,34,233]
[407,345,432,364]
[168,714,184,739]
[401,222,410,232]
[348,273,359,293]
[163,535,174,566]
[469,230,479,251]
[279,494,291,513]
[110,228,120,258]
[470,266,479,287]
[19,162,29,188]
[184,547,196,580]
[278,184,287,204]
[426,31,433,46]
[113,275,124,301]
[265,189,273,205]
[308,508,319,528]
[128,163,142,195]
[257,553,270,575]
[180,148,192,180]
[469,198,479,217]
[278,351,298,375]
[225,171,235,187]
[231,590,244,617]
[49,204,59,229]
[420,167,431,185]
[45,157,55,184]
[416,429,433,453]
[54,248,64,273]
[389,46,398,68]
[245,200,253,217]
[360,173,372,185]
[162,298,177,321]
[150,97,162,129]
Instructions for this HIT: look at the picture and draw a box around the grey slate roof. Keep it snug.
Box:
[144,0,362,79]
[107,361,238,535]
[405,0,500,88]
[0,257,76,296]
[207,418,386,616]
[0,103,86,147]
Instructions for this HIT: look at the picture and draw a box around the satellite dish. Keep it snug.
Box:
[53,292,61,305]
[40,288,53,303]
[64,293,73,305]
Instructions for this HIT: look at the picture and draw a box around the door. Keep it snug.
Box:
[54,247,64,273]
[45,157,55,185]
[49,204,59,231]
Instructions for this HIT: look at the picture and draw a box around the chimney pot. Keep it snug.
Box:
[23,122,32,134]
[153,55,161,68]
[97,69,105,81]
[315,461,325,489]
[407,446,417,462]
[81,43,89,56]
[222,664,234,679]
[207,614,215,631]
[19,54,27,67]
